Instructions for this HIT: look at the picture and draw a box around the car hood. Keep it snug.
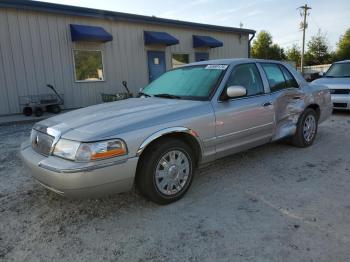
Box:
[312,77,350,89]
[37,98,210,141]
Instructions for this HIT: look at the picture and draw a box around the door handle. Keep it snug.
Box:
[262,101,272,107]
[293,96,302,100]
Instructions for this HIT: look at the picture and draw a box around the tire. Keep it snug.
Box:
[291,108,318,147]
[23,107,32,116]
[34,107,43,117]
[136,138,195,205]
[47,105,61,114]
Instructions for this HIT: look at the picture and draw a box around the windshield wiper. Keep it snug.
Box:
[154,93,181,99]
[138,92,152,97]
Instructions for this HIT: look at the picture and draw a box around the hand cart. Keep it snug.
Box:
[101,81,133,102]
[19,84,64,117]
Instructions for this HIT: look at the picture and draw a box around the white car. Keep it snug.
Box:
[312,60,350,110]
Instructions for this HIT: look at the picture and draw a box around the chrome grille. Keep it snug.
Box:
[330,89,350,94]
[333,103,347,108]
[31,129,54,156]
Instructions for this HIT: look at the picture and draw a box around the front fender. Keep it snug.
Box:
[136,126,203,157]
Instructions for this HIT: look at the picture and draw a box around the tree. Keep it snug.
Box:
[270,44,286,60]
[335,29,350,61]
[251,31,285,60]
[304,31,331,65]
[286,44,301,67]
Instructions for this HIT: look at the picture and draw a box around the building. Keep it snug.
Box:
[0,0,255,115]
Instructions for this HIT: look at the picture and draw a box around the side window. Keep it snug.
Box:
[261,63,286,92]
[280,65,299,88]
[226,63,264,97]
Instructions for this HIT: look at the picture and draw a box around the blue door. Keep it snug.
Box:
[195,52,209,62]
[147,51,166,82]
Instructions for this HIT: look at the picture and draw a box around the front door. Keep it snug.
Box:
[213,63,275,159]
[195,52,209,62]
[147,51,166,82]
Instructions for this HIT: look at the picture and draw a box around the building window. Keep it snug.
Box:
[73,50,104,82]
[172,53,189,68]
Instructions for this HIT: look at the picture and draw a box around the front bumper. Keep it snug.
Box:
[331,94,350,110]
[20,142,138,197]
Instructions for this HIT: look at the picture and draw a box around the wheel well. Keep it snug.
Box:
[138,132,202,167]
[306,104,320,120]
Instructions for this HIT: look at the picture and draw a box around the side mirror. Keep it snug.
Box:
[226,86,247,98]
[318,72,324,77]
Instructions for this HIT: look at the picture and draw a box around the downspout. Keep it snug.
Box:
[248,32,255,58]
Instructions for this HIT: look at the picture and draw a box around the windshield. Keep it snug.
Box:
[325,63,350,78]
[142,65,227,100]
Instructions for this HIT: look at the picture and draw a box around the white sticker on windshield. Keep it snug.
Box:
[205,64,228,70]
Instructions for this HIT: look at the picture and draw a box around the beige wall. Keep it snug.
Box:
[0,8,249,115]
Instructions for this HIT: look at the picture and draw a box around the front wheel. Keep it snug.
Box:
[34,107,44,117]
[136,138,195,205]
[291,108,318,147]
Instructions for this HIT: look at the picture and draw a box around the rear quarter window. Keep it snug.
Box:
[280,65,299,88]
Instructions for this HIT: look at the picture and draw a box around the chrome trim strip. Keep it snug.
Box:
[217,122,274,139]
[38,158,129,173]
[136,127,203,156]
[203,122,274,142]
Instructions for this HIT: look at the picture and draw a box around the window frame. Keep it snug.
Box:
[278,64,299,89]
[260,62,300,93]
[219,62,266,101]
[72,49,106,83]
[171,53,190,69]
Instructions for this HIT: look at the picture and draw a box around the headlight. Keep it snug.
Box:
[53,139,81,161]
[53,139,127,162]
[75,139,127,162]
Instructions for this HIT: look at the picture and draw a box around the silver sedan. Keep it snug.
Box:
[20,59,332,204]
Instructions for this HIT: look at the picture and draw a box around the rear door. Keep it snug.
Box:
[147,51,166,82]
[259,63,304,140]
[212,63,275,159]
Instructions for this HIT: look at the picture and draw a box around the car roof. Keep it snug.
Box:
[186,58,290,66]
[184,58,307,85]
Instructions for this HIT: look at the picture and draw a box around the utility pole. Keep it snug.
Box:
[299,4,311,74]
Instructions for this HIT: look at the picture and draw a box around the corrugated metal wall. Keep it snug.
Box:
[0,8,249,115]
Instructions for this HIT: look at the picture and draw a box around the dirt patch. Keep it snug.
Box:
[1,113,350,262]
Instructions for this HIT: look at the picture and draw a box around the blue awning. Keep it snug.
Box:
[70,24,113,42]
[144,31,179,46]
[193,35,223,48]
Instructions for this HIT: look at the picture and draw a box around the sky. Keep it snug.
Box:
[38,0,349,51]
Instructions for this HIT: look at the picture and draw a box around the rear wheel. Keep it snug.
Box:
[291,108,318,147]
[136,138,194,205]
[22,107,32,116]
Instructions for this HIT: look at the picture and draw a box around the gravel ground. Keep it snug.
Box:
[0,112,350,262]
